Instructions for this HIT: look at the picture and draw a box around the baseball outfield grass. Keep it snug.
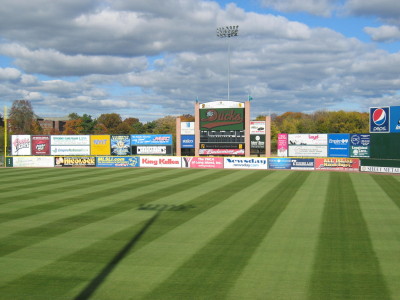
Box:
[0,167,399,299]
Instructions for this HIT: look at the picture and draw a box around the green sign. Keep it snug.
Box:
[250,135,265,149]
[200,108,244,130]
[6,157,13,167]
[350,146,370,158]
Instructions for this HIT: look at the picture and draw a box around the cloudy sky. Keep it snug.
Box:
[1,0,400,121]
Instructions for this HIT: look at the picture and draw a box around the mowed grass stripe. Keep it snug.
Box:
[0,169,214,240]
[0,168,182,220]
[0,171,272,300]
[0,169,232,257]
[143,171,310,300]
[0,167,108,187]
[89,171,289,300]
[228,171,329,300]
[371,174,400,210]
[351,173,400,298]
[308,172,390,299]
[0,168,170,205]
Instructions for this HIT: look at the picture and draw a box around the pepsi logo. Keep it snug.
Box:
[372,108,386,126]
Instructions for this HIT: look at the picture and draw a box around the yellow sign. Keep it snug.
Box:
[90,135,111,155]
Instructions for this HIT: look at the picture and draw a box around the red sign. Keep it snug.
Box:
[31,135,50,155]
[182,157,224,169]
[315,158,360,171]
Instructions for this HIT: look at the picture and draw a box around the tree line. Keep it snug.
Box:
[0,100,370,154]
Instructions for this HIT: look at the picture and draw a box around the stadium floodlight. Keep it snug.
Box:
[217,25,239,101]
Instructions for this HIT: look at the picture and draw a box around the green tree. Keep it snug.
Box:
[8,100,38,134]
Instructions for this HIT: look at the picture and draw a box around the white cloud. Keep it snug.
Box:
[0,44,148,76]
[364,25,400,42]
[0,67,21,81]
[261,0,337,17]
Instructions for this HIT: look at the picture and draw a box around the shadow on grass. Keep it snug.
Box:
[74,211,162,300]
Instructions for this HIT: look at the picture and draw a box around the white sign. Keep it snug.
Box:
[51,146,90,155]
[11,135,31,155]
[288,145,328,157]
[288,134,328,146]
[13,156,54,167]
[200,101,244,108]
[250,121,266,134]
[181,122,195,135]
[360,166,400,174]
[140,156,182,168]
[224,157,268,169]
[51,135,90,145]
[137,146,167,155]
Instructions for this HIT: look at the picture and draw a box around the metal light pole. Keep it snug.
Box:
[217,25,239,101]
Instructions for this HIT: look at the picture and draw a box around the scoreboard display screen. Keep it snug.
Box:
[200,130,244,143]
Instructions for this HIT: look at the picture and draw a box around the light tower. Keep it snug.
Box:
[216,25,239,101]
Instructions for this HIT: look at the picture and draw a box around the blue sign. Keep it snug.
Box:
[328,133,350,157]
[96,156,140,167]
[111,135,131,155]
[390,106,400,133]
[268,158,291,169]
[181,135,195,148]
[131,134,172,145]
[290,158,314,170]
[370,107,390,133]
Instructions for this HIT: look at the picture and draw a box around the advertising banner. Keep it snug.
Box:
[111,135,131,155]
[315,158,360,171]
[224,158,268,169]
[389,106,400,133]
[90,135,111,155]
[370,107,390,133]
[134,146,171,155]
[290,158,315,170]
[51,145,90,156]
[200,108,244,130]
[360,166,400,174]
[181,135,195,148]
[140,156,182,168]
[250,135,265,149]
[31,135,50,155]
[11,135,31,155]
[328,134,350,157]
[182,157,224,169]
[96,156,140,167]
[200,143,244,149]
[350,134,370,158]
[181,122,195,135]
[288,134,328,146]
[250,121,266,134]
[13,156,54,167]
[51,135,90,145]
[130,134,172,145]
[55,156,96,167]
[199,149,245,156]
[268,158,291,169]
[288,145,328,157]
[277,133,288,157]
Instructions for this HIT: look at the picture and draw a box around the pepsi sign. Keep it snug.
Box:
[370,107,389,133]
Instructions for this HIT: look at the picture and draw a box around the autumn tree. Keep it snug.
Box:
[94,113,122,134]
[67,113,96,134]
[8,100,40,134]
[63,119,84,134]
